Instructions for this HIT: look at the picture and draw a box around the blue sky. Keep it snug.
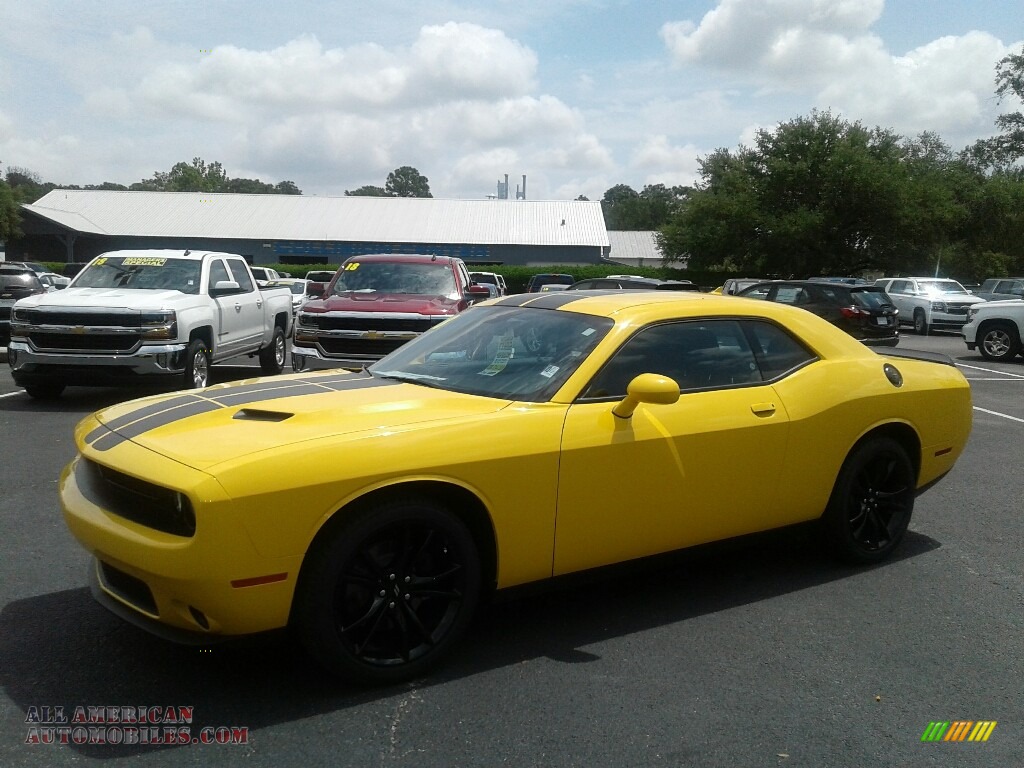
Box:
[1,1,1022,201]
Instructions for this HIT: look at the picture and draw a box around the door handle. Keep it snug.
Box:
[234,304,242,313]
[750,402,776,416]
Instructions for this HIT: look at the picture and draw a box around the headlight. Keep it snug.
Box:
[297,312,318,329]
[139,311,177,340]
[931,301,946,312]
[11,307,31,323]
[967,308,978,322]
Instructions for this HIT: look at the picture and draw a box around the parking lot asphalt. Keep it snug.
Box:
[1,331,1021,767]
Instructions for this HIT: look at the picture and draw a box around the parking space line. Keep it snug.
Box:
[0,391,23,400]
[973,406,1024,423]
[957,362,1024,379]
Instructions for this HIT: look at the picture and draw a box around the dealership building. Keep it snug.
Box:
[12,190,615,268]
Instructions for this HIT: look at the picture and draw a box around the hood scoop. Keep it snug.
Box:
[233,408,294,423]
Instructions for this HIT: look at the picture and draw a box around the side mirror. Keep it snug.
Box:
[612,374,680,419]
[210,280,240,297]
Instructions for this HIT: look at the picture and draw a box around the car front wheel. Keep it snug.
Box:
[912,309,928,335]
[183,340,210,389]
[294,498,481,684]
[977,322,1021,362]
[821,436,915,564]
[259,326,286,374]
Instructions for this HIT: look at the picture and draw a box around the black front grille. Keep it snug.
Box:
[0,307,10,321]
[22,310,143,327]
[946,306,970,315]
[77,458,196,537]
[99,561,158,615]
[317,316,432,332]
[319,338,409,357]
[29,333,141,352]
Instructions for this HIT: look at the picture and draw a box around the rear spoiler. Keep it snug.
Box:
[876,348,957,367]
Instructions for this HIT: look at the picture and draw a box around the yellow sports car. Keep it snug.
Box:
[61,291,972,683]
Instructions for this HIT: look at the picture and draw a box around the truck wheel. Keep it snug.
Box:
[259,326,286,375]
[912,309,928,335]
[24,382,65,400]
[183,340,210,389]
[977,322,1021,362]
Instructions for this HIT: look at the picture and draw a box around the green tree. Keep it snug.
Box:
[128,157,301,194]
[385,166,432,198]
[345,185,389,197]
[601,184,688,230]
[659,111,964,276]
[0,178,22,240]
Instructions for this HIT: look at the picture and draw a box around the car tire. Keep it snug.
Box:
[977,322,1021,362]
[293,497,481,684]
[259,326,286,375]
[183,340,210,389]
[24,382,65,400]
[821,435,915,564]
[912,309,928,335]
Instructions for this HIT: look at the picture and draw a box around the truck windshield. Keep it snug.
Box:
[74,256,202,294]
[332,262,456,297]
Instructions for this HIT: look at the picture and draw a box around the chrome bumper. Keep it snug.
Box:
[8,341,190,376]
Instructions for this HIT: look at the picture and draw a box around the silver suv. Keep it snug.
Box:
[873,277,986,334]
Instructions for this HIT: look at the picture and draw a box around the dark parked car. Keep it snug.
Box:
[0,270,48,344]
[738,280,899,347]
[567,276,700,291]
[1,260,49,275]
[526,273,575,292]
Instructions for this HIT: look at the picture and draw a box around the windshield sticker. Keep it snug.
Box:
[478,331,515,376]
[121,257,168,267]
[93,257,108,266]
[582,328,596,336]
[540,365,560,378]
[344,263,360,271]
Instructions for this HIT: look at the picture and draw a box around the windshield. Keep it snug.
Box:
[288,283,306,295]
[919,280,968,295]
[332,261,457,297]
[370,306,613,402]
[74,256,202,294]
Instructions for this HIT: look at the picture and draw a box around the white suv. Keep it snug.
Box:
[873,277,986,334]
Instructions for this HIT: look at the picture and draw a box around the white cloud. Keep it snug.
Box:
[630,136,703,188]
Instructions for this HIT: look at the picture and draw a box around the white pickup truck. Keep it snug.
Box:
[962,299,1024,362]
[7,249,293,398]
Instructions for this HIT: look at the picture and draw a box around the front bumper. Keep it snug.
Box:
[61,455,300,638]
[290,344,373,371]
[8,341,189,386]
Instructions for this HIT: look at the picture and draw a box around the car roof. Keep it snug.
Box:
[343,253,456,265]
[93,249,245,262]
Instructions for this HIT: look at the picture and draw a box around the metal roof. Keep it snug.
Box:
[606,231,661,262]
[24,190,609,247]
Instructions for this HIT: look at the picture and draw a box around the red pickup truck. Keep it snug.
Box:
[291,253,491,371]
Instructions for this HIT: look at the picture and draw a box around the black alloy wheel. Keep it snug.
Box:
[294,498,481,684]
[821,436,915,564]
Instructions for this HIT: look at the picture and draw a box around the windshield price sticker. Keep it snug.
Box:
[121,257,168,267]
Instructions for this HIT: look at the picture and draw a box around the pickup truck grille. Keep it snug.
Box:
[318,338,407,357]
[0,307,10,321]
[28,332,141,353]
[315,316,433,332]
[17,309,147,327]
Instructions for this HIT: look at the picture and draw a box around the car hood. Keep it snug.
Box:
[81,370,510,471]
[14,287,191,310]
[305,292,460,315]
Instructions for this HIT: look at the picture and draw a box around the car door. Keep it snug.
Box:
[225,258,266,351]
[553,319,795,576]
[884,280,915,325]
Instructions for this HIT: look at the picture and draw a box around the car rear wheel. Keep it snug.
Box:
[294,498,481,684]
[912,309,928,335]
[977,322,1021,362]
[821,436,915,564]
[183,340,210,389]
[259,326,286,374]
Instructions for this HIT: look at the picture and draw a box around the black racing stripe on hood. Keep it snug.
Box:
[85,394,206,445]
[86,373,401,450]
[524,292,595,309]
[491,295,536,307]
[98,400,225,448]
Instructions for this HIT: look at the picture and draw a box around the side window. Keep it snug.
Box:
[208,259,230,292]
[889,280,910,294]
[581,320,762,400]
[774,286,811,305]
[744,321,816,380]
[227,259,255,292]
